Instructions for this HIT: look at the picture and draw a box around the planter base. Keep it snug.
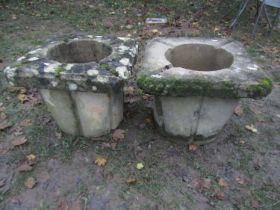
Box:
[40,89,123,137]
[153,96,239,142]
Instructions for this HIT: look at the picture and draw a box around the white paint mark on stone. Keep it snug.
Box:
[65,64,74,71]
[119,58,131,66]
[28,48,41,54]
[87,69,99,76]
[44,63,60,73]
[118,37,131,41]
[28,57,39,61]
[116,66,129,79]
[9,81,15,86]
[151,74,162,78]
[92,86,97,91]
[73,38,79,40]
[51,80,59,87]
[248,65,258,70]
[96,75,109,83]
[17,56,26,62]
[118,45,130,53]
[68,83,78,91]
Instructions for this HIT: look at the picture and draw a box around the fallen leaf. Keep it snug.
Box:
[240,140,246,144]
[189,144,199,151]
[218,178,228,187]
[126,86,134,96]
[95,157,107,167]
[202,178,211,189]
[26,154,36,161]
[112,129,125,140]
[0,148,9,155]
[251,200,260,209]
[58,199,69,210]
[24,177,36,189]
[0,112,6,120]
[0,120,12,131]
[215,191,225,200]
[10,196,21,205]
[234,105,243,116]
[136,162,144,170]
[151,29,159,33]
[19,119,32,127]
[0,179,5,188]
[17,161,33,172]
[127,176,137,185]
[245,124,258,133]
[17,94,29,103]
[11,136,27,146]
[236,174,245,185]
[70,199,83,210]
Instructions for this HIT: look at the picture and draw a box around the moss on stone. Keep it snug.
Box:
[137,74,272,99]
[54,65,65,79]
[246,77,273,98]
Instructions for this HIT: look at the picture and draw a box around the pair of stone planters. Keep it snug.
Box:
[4,35,138,137]
[4,36,272,144]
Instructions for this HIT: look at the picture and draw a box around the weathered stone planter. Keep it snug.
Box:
[137,37,272,144]
[4,35,138,137]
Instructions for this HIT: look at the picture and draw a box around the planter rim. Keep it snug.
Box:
[4,35,138,93]
[137,37,272,99]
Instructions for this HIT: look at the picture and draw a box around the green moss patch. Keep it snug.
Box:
[137,74,273,99]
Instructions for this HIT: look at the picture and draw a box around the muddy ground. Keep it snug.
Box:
[0,0,280,209]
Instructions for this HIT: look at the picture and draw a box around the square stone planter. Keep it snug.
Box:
[137,37,272,144]
[4,35,138,137]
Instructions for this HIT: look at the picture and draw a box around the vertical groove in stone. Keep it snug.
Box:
[69,91,83,136]
[108,88,113,130]
[193,96,205,140]
[154,96,164,130]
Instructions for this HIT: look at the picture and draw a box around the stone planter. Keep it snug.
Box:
[137,37,272,144]
[4,35,138,137]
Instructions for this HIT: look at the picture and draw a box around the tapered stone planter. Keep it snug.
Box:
[4,35,138,137]
[137,37,272,144]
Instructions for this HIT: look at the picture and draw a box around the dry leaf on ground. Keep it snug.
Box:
[17,94,29,103]
[215,190,225,200]
[251,200,260,209]
[234,105,243,116]
[0,120,12,131]
[19,119,32,127]
[236,174,245,185]
[17,161,33,172]
[127,177,137,185]
[11,136,27,146]
[136,162,144,170]
[189,144,199,151]
[95,157,107,167]
[0,148,9,155]
[112,129,125,140]
[191,177,212,189]
[0,112,6,120]
[24,177,36,189]
[26,154,36,161]
[218,178,228,187]
[245,124,258,133]
[0,179,5,188]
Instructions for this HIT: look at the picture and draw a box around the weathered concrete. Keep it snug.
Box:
[138,37,272,143]
[5,35,138,137]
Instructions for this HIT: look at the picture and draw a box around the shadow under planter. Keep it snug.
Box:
[4,35,138,137]
[137,37,273,144]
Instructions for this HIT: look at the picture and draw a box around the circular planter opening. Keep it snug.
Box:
[47,40,112,63]
[165,44,234,71]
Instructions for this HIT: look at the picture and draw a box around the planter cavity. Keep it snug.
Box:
[137,37,272,144]
[4,35,138,137]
